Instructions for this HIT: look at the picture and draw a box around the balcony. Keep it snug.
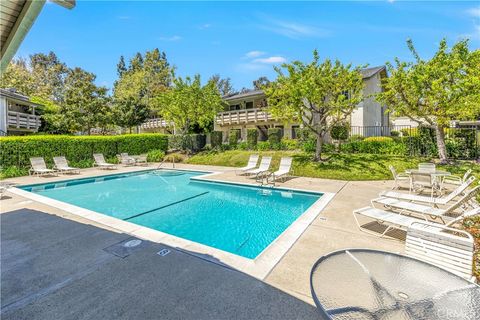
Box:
[8,111,41,131]
[140,118,171,129]
[215,108,275,125]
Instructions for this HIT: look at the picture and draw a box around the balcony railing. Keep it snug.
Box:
[7,111,41,131]
[215,108,275,125]
[140,118,171,129]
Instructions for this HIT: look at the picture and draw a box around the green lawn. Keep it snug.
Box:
[187,150,480,181]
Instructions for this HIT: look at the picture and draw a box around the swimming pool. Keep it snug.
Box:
[20,170,322,259]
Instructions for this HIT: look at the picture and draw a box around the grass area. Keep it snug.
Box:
[187,150,480,181]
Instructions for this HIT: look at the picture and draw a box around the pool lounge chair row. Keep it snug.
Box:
[29,153,119,176]
[236,154,293,183]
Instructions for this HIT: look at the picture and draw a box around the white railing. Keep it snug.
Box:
[215,108,275,125]
[140,118,171,129]
[7,111,41,131]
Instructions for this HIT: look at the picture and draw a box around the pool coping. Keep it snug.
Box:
[8,169,335,280]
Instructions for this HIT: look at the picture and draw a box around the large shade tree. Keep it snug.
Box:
[376,39,480,162]
[155,74,224,134]
[265,50,364,161]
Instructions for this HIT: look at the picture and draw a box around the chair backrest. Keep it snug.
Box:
[279,157,293,172]
[406,221,475,280]
[258,156,272,170]
[93,153,106,164]
[445,185,480,213]
[53,156,68,168]
[247,154,259,166]
[389,165,400,180]
[411,172,433,185]
[30,157,48,170]
[418,162,436,173]
[444,176,476,202]
[462,169,473,182]
[446,206,480,227]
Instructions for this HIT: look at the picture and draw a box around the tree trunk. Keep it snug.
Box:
[314,133,323,161]
[435,124,448,163]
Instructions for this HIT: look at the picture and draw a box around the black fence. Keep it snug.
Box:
[349,125,479,160]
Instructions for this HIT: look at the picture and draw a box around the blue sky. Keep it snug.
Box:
[16,1,480,91]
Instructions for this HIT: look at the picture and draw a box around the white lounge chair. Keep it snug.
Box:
[53,156,80,174]
[353,206,479,238]
[372,186,480,223]
[379,176,476,207]
[93,154,117,170]
[117,153,136,166]
[29,157,57,176]
[236,154,259,175]
[245,156,272,177]
[267,157,293,183]
[389,165,410,190]
[442,169,473,188]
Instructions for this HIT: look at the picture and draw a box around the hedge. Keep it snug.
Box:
[247,129,258,148]
[168,134,206,152]
[268,128,282,146]
[0,134,168,169]
[229,130,240,147]
[211,131,223,149]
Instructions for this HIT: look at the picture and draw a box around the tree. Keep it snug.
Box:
[253,76,270,90]
[155,74,224,134]
[376,39,480,163]
[113,96,150,133]
[209,74,236,96]
[265,50,364,161]
[63,67,110,134]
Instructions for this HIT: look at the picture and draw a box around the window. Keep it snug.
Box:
[245,101,254,109]
[275,125,284,138]
[229,104,240,111]
[291,125,300,139]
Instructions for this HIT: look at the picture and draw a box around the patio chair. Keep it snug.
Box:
[267,157,293,183]
[29,157,57,176]
[410,171,437,196]
[236,154,259,175]
[353,205,479,238]
[379,176,476,207]
[418,162,436,172]
[406,221,475,281]
[372,185,480,224]
[93,154,117,170]
[389,165,411,190]
[442,169,472,188]
[53,156,80,174]
[117,153,136,166]
[244,156,272,178]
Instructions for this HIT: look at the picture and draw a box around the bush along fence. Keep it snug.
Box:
[0,134,169,170]
[168,134,206,153]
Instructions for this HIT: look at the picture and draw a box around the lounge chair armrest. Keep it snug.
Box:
[396,173,410,178]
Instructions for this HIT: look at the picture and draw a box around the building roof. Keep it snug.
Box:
[223,66,387,101]
[0,88,43,107]
[0,0,75,72]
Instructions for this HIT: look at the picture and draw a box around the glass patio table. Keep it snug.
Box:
[310,249,480,320]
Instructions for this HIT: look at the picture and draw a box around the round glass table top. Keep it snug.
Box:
[310,249,480,320]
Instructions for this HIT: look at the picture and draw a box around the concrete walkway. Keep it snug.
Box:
[1,209,322,320]
[1,163,405,307]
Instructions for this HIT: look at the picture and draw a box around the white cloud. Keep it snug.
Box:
[261,18,330,39]
[253,56,287,64]
[387,0,395,3]
[199,23,211,30]
[467,7,480,18]
[159,35,182,41]
[244,51,266,58]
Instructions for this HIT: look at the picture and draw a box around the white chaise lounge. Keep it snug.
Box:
[29,157,56,176]
[379,176,476,207]
[53,156,80,174]
[117,153,136,166]
[236,154,259,175]
[267,157,293,183]
[245,156,272,177]
[93,154,117,170]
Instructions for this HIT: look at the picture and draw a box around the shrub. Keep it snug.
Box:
[164,152,185,163]
[237,142,249,150]
[0,166,28,179]
[280,138,299,150]
[302,138,316,153]
[364,136,393,142]
[349,134,365,141]
[268,128,282,148]
[229,130,240,147]
[390,130,400,137]
[330,123,349,141]
[246,129,258,148]
[0,134,168,170]
[256,141,270,151]
[146,149,165,162]
[168,134,206,152]
[210,131,223,149]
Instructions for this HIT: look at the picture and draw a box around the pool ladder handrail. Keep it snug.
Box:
[156,156,175,169]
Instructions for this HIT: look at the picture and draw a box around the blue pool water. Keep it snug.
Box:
[21,170,322,259]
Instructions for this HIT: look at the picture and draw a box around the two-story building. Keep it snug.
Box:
[214,66,389,141]
[0,88,42,135]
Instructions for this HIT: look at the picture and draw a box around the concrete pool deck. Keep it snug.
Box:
[1,163,404,309]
